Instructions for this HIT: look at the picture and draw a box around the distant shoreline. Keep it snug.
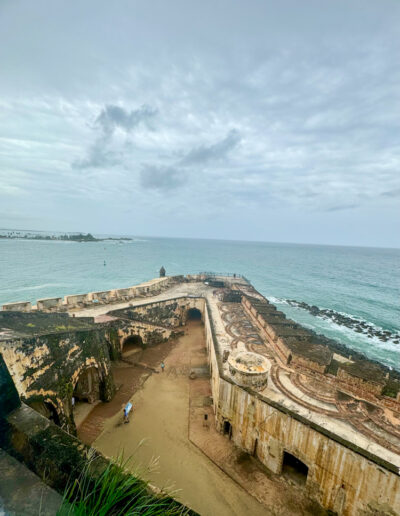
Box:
[0,232,132,243]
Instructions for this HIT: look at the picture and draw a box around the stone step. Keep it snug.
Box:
[0,448,62,515]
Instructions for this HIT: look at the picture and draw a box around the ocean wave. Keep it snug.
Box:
[285,299,400,346]
[267,296,288,305]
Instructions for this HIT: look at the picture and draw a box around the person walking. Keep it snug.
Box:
[123,402,133,423]
[161,361,165,373]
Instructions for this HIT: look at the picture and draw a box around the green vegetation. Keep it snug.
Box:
[382,379,400,398]
[58,454,191,516]
[0,230,132,242]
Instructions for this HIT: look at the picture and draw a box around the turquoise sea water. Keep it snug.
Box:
[0,237,399,370]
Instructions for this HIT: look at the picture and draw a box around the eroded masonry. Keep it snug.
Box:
[1,274,399,515]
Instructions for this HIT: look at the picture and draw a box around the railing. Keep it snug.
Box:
[197,271,251,283]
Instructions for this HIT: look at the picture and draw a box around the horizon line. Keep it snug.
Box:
[1,226,399,251]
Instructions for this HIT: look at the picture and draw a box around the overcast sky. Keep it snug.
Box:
[0,0,399,247]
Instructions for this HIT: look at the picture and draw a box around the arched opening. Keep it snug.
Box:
[223,420,232,439]
[122,335,144,358]
[29,400,61,426]
[73,366,100,404]
[187,308,202,321]
[282,451,308,485]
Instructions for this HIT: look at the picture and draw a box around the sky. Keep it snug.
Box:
[0,0,399,248]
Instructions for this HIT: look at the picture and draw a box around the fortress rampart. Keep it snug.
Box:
[203,295,400,515]
[1,274,399,515]
[1,275,182,312]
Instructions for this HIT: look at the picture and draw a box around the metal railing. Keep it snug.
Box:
[197,271,251,283]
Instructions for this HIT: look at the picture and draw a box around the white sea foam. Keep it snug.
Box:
[267,296,287,305]
[0,283,68,293]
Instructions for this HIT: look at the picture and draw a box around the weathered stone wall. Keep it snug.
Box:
[0,328,115,434]
[338,367,384,397]
[216,379,400,515]
[110,322,175,355]
[0,353,21,418]
[1,275,182,312]
[110,297,205,329]
[2,301,32,312]
[37,298,63,311]
[204,300,400,516]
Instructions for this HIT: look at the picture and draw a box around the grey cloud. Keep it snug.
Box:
[73,104,157,169]
[181,129,241,166]
[325,203,359,212]
[140,129,241,191]
[72,140,121,169]
[95,104,157,135]
[0,1,399,245]
[381,188,400,198]
[139,164,186,191]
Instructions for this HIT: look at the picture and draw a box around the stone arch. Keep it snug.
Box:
[121,334,144,357]
[281,451,309,485]
[72,364,101,404]
[186,307,202,322]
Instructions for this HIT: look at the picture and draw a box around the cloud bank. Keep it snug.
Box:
[0,0,399,246]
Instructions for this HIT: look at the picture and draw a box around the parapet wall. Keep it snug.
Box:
[2,276,179,312]
[1,273,247,313]
[110,296,205,328]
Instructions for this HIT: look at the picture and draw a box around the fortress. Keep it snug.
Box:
[0,273,399,515]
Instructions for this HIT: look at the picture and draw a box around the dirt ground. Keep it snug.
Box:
[93,322,267,516]
[77,339,177,444]
[82,321,328,515]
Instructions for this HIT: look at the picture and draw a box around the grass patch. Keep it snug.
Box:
[58,453,192,515]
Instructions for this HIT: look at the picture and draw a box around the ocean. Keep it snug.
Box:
[0,236,399,370]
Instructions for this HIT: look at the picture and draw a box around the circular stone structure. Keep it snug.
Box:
[228,351,269,389]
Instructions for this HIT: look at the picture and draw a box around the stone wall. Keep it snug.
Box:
[110,296,205,329]
[0,328,115,434]
[216,379,400,515]
[203,300,400,516]
[2,301,32,312]
[1,275,181,312]
[337,366,385,397]
[109,321,176,356]
[0,353,21,419]
[36,298,63,311]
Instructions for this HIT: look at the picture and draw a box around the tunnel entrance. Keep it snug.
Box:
[29,400,61,426]
[282,452,308,485]
[187,308,202,321]
[73,366,100,404]
[122,335,144,357]
[223,420,232,439]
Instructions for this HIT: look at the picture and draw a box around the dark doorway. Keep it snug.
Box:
[223,420,232,438]
[282,451,308,485]
[187,308,202,321]
[29,401,61,426]
[73,366,100,404]
[253,438,258,458]
[122,335,144,356]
